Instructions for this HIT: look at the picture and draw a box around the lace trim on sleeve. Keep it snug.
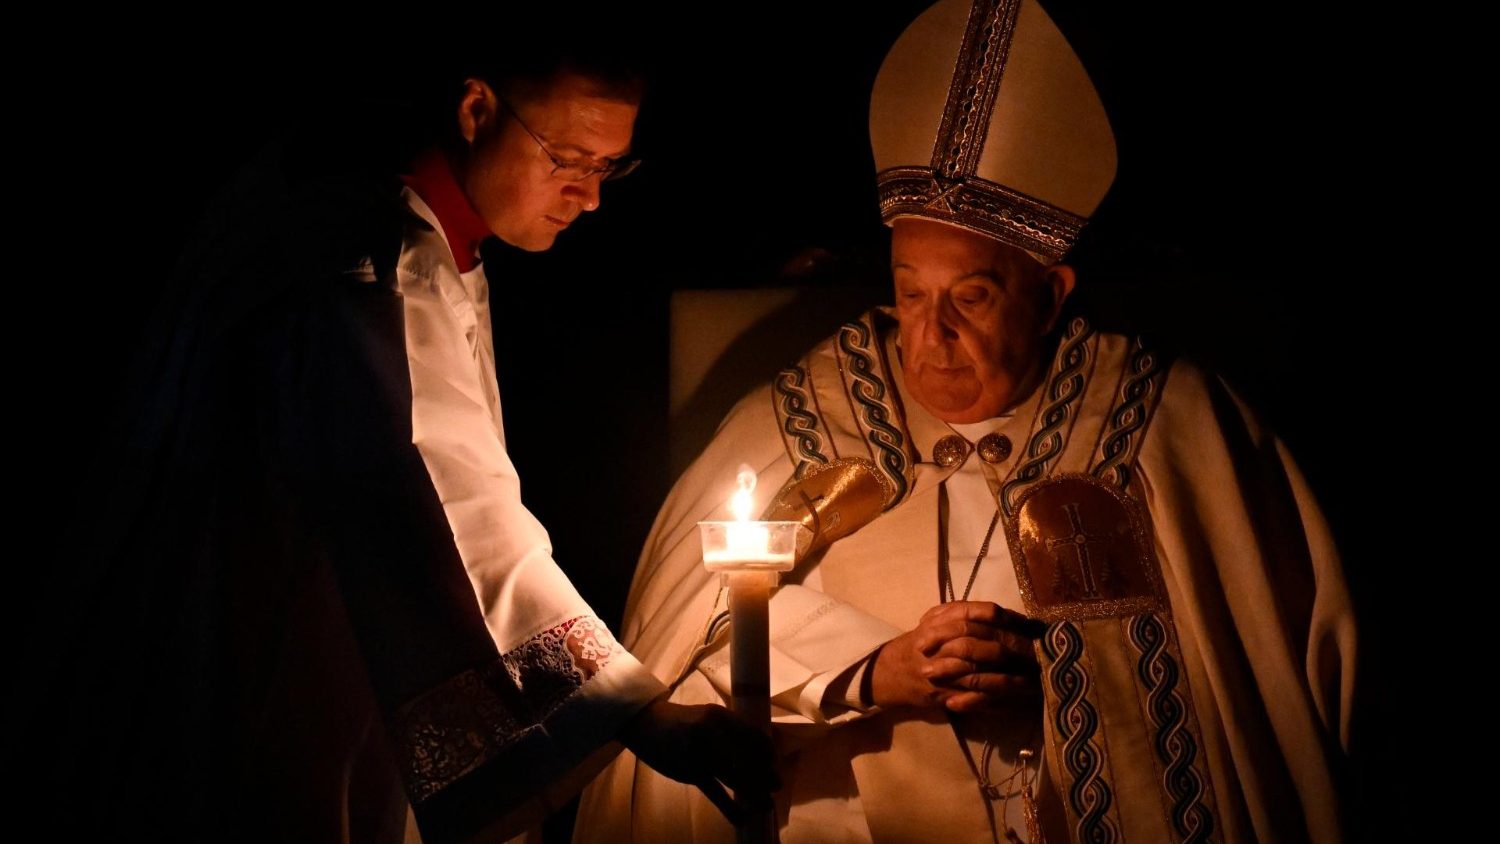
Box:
[392,615,625,803]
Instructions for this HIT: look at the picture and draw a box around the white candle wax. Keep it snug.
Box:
[697,468,789,843]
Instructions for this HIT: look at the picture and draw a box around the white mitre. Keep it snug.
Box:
[872,0,1117,263]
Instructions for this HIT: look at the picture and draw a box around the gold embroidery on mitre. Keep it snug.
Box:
[1006,473,1164,623]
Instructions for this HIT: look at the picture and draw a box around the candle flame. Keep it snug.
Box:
[730,464,757,522]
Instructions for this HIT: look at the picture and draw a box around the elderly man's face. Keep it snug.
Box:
[456,72,638,252]
[893,219,1074,423]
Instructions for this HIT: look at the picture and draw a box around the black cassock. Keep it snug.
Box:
[32,134,579,843]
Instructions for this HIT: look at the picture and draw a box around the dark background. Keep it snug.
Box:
[21,1,1411,839]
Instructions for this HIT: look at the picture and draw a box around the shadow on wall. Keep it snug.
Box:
[668,286,889,475]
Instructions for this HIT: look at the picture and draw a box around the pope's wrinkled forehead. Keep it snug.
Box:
[890,218,1051,285]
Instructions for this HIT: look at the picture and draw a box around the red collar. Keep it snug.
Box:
[400,147,491,273]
